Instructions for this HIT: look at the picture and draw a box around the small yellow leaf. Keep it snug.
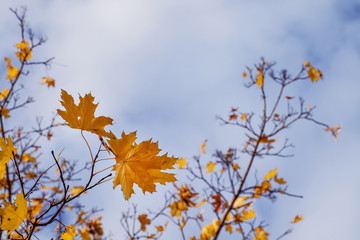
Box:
[241,113,247,120]
[264,168,277,180]
[41,77,55,88]
[60,225,77,240]
[180,217,186,229]
[225,224,233,234]
[156,225,164,232]
[291,215,303,224]
[4,57,19,82]
[243,72,247,78]
[196,199,207,208]
[232,163,240,171]
[274,175,286,184]
[0,89,10,101]
[70,186,85,196]
[176,158,187,169]
[206,161,215,173]
[200,140,207,154]
[255,68,264,87]
[233,196,248,209]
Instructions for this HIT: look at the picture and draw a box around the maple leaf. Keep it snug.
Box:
[57,89,114,138]
[1,192,28,234]
[108,131,177,200]
[41,77,55,87]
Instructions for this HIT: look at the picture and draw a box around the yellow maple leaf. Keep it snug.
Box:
[16,40,32,61]
[108,131,177,200]
[1,192,28,234]
[57,89,114,138]
[41,77,55,88]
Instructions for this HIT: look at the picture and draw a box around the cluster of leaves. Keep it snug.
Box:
[0,8,178,240]
[119,59,340,240]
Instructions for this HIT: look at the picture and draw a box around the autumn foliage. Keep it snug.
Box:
[0,8,340,240]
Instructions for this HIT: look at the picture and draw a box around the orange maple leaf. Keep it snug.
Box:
[57,89,114,138]
[108,131,177,200]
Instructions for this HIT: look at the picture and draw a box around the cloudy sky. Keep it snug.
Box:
[1,0,360,239]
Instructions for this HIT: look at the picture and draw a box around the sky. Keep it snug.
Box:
[1,0,360,239]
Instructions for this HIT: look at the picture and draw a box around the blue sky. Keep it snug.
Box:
[1,0,360,239]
